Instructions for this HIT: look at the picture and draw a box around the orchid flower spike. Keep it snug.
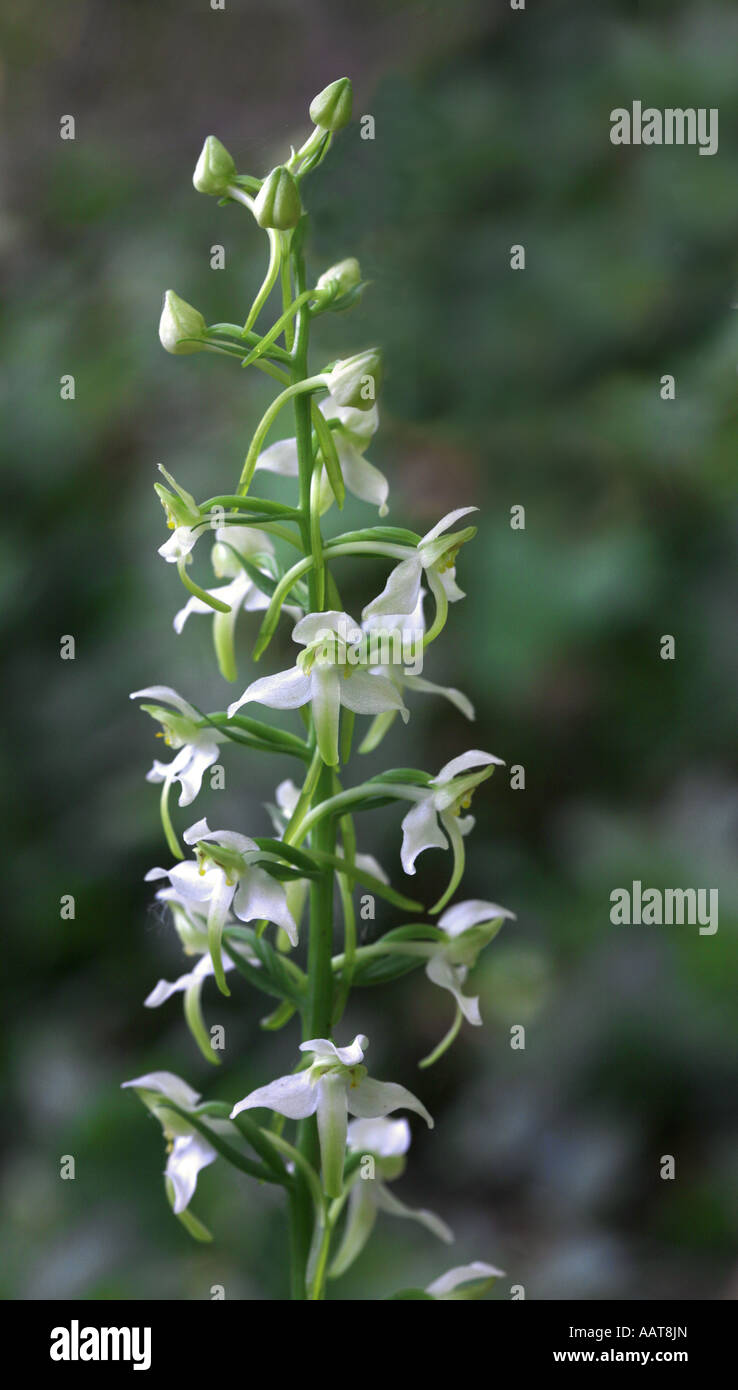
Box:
[231,1034,433,1199]
[254,394,388,516]
[145,817,298,998]
[121,1072,217,1239]
[400,750,504,911]
[329,1117,453,1277]
[131,685,226,857]
[227,610,408,767]
[362,507,478,621]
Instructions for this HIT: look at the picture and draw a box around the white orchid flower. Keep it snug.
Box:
[154,465,203,564]
[329,1117,453,1277]
[146,816,298,998]
[131,685,226,856]
[418,898,516,1064]
[173,526,280,682]
[227,610,409,768]
[144,884,261,1065]
[254,394,388,515]
[399,749,504,910]
[359,593,475,753]
[362,507,478,620]
[230,1034,433,1198]
[121,1071,217,1236]
[425,1261,505,1300]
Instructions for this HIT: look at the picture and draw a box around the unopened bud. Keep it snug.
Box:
[309,78,353,133]
[252,166,302,230]
[193,135,236,196]
[159,291,207,355]
[315,257,361,301]
[326,349,383,411]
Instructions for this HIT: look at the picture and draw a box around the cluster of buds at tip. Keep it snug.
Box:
[253,166,302,230]
[193,135,236,196]
[159,290,207,355]
[309,77,353,132]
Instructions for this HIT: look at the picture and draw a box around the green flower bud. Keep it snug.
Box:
[315,257,361,300]
[159,290,207,355]
[309,77,353,132]
[326,348,383,411]
[193,135,236,196]
[252,166,302,230]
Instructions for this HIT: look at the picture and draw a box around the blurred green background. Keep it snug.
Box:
[2,0,737,1300]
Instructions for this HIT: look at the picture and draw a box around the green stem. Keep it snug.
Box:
[287,232,338,1298]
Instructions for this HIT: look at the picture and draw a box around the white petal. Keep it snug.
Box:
[292,610,357,645]
[227,666,311,718]
[426,955,481,1025]
[144,954,222,1008]
[439,566,466,603]
[373,1182,454,1243]
[352,852,389,886]
[130,685,199,720]
[174,743,221,807]
[233,865,298,946]
[361,558,422,620]
[253,437,299,477]
[340,670,408,720]
[438,899,516,938]
[400,798,448,876]
[172,593,212,632]
[166,1132,217,1214]
[420,506,478,546]
[434,749,504,785]
[301,1034,368,1066]
[230,1071,318,1121]
[425,1261,505,1296]
[403,675,475,721]
[347,1076,433,1128]
[347,1116,410,1157]
[183,817,211,844]
[334,436,389,515]
[158,525,200,563]
[121,1071,201,1108]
